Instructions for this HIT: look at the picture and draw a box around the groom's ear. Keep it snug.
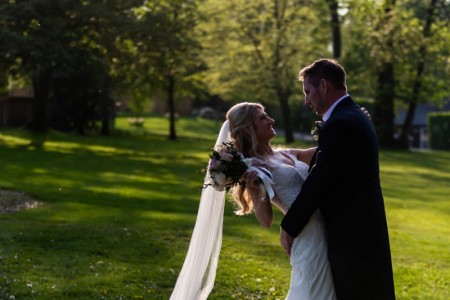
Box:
[319,79,328,93]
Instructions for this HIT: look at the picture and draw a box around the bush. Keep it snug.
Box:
[428,112,450,150]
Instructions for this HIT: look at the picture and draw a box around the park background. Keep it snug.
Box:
[0,0,449,299]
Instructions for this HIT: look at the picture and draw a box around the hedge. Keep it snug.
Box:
[428,111,450,150]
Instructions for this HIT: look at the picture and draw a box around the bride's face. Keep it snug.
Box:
[254,108,276,143]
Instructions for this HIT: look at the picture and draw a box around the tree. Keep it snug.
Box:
[130,0,205,140]
[373,0,397,148]
[199,0,330,143]
[0,0,63,132]
[0,0,139,133]
[398,0,441,148]
[326,0,342,58]
[340,0,449,149]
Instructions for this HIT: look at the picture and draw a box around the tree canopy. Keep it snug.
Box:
[0,0,448,146]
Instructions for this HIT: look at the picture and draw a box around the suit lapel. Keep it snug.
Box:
[309,97,355,173]
[308,150,317,173]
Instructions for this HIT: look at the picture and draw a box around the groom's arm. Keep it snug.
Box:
[281,118,352,238]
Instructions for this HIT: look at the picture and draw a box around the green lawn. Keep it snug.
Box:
[0,116,448,299]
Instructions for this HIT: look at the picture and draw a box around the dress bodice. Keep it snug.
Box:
[268,151,309,214]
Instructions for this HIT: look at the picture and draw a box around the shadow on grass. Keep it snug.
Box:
[380,150,450,202]
[381,150,449,173]
[0,128,222,297]
[1,127,447,298]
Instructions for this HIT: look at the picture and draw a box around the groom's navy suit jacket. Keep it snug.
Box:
[281,97,395,299]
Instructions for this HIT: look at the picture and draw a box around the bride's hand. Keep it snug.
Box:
[280,228,293,258]
[243,170,260,191]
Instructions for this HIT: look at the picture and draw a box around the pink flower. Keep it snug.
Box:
[219,151,233,162]
[208,158,219,169]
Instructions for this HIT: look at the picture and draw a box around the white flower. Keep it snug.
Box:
[214,173,226,185]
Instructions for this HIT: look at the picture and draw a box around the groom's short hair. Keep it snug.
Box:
[299,58,347,91]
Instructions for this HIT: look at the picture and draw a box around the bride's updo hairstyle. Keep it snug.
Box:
[226,102,266,215]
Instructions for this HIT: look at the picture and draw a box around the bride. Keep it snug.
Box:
[170,102,336,299]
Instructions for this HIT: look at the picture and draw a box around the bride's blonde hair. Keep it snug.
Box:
[226,102,267,215]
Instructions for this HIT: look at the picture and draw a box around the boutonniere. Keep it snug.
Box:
[311,121,324,141]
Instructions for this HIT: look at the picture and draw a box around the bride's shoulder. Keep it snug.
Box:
[278,148,297,158]
[286,148,316,166]
[272,146,288,155]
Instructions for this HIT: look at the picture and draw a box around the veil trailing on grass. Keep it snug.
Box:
[170,120,230,300]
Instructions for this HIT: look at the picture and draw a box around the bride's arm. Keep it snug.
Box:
[290,147,317,166]
[242,170,274,228]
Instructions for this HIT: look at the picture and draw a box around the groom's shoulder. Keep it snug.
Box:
[333,98,359,117]
[339,96,357,108]
[330,103,369,128]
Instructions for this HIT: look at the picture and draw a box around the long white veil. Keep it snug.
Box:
[170,120,230,300]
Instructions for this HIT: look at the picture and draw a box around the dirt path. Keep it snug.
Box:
[0,189,43,213]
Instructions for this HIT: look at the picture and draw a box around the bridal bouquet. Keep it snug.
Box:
[204,142,275,201]
[204,141,249,192]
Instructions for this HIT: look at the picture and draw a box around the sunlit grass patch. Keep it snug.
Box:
[0,116,448,299]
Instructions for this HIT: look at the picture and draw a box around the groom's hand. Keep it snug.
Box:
[280,228,293,258]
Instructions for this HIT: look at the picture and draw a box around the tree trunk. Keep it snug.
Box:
[100,104,113,136]
[28,69,52,132]
[167,73,177,141]
[398,0,437,149]
[279,96,294,144]
[100,119,110,136]
[326,0,341,58]
[273,0,294,144]
[373,0,396,148]
[374,63,395,147]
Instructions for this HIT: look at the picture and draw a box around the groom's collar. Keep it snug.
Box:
[322,94,350,122]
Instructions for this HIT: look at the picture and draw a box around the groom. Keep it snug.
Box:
[280,59,396,299]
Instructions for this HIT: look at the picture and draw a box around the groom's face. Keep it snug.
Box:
[303,77,327,116]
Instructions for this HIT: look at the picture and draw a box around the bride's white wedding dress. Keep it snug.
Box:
[268,151,337,300]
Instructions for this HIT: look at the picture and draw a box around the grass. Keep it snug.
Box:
[380,150,450,299]
[0,115,448,299]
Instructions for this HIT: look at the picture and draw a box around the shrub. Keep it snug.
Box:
[428,112,450,150]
